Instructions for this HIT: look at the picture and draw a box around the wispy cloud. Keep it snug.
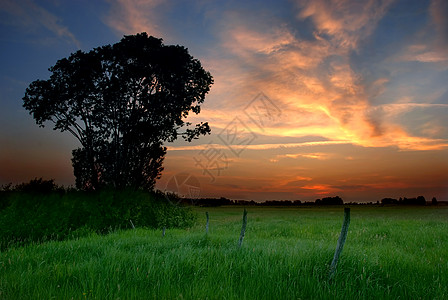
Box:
[274,152,333,160]
[430,0,448,48]
[205,0,448,152]
[104,0,165,36]
[296,0,394,51]
[399,44,448,64]
[0,0,80,47]
[166,141,350,152]
[98,0,448,152]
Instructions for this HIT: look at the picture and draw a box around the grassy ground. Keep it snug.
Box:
[1,205,447,299]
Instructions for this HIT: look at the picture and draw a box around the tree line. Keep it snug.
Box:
[180,196,439,207]
[2,180,439,207]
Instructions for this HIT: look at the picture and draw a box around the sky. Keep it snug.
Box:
[0,0,447,203]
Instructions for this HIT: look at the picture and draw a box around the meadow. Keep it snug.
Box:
[1,205,447,299]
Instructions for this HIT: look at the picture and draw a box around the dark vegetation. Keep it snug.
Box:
[380,196,427,205]
[0,179,196,250]
[181,195,434,207]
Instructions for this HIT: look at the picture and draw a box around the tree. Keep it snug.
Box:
[315,196,343,205]
[23,33,213,190]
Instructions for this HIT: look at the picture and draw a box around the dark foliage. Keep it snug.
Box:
[0,178,65,211]
[381,196,426,205]
[13,178,63,193]
[0,189,196,250]
[23,33,213,191]
[315,196,343,205]
[401,196,426,205]
[381,198,399,205]
[432,197,438,205]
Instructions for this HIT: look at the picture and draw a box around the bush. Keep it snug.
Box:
[0,189,197,250]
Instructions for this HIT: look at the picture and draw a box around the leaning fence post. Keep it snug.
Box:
[329,207,350,281]
[205,211,209,234]
[129,219,135,229]
[238,208,248,247]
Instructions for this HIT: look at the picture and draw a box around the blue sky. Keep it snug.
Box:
[1,0,447,202]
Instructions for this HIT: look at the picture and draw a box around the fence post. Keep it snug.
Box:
[205,211,209,234]
[238,208,248,247]
[129,219,135,229]
[329,207,350,281]
[162,226,166,237]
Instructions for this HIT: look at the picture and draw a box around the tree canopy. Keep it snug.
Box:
[23,33,213,190]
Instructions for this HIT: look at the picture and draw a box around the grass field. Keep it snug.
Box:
[1,205,447,299]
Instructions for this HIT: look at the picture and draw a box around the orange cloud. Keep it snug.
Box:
[213,17,448,151]
[300,184,333,195]
[102,0,448,153]
[274,152,333,160]
[166,141,351,152]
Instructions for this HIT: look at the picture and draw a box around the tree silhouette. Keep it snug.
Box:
[432,197,438,205]
[23,33,213,190]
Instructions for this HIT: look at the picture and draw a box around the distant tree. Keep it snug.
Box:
[23,33,213,191]
[381,198,398,205]
[315,196,343,205]
[416,196,426,205]
[432,197,438,205]
[401,196,426,205]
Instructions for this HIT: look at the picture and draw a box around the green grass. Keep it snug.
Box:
[1,206,447,299]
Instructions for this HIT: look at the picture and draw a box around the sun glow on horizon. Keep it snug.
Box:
[0,0,447,202]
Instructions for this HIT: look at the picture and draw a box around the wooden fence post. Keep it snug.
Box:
[129,219,135,229]
[238,208,248,247]
[162,226,166,237]
[205,211,209,234]
[329,207,350,281]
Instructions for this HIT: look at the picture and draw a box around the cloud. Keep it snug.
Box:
[296,0,394,51]
[211,5,379,143]
[207,0,448,152]
[430,0,448,48]
[98,0,448,152]
[377,103,448,116]
[330,184,369,191]
[104,0,165,36]
[166,141,350,152]
[0,0,80,47]
[399,44,448,64]
[274,152,333,160]
[300,184,333,195]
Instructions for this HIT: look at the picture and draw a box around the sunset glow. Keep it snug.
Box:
[0,0,447,202]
